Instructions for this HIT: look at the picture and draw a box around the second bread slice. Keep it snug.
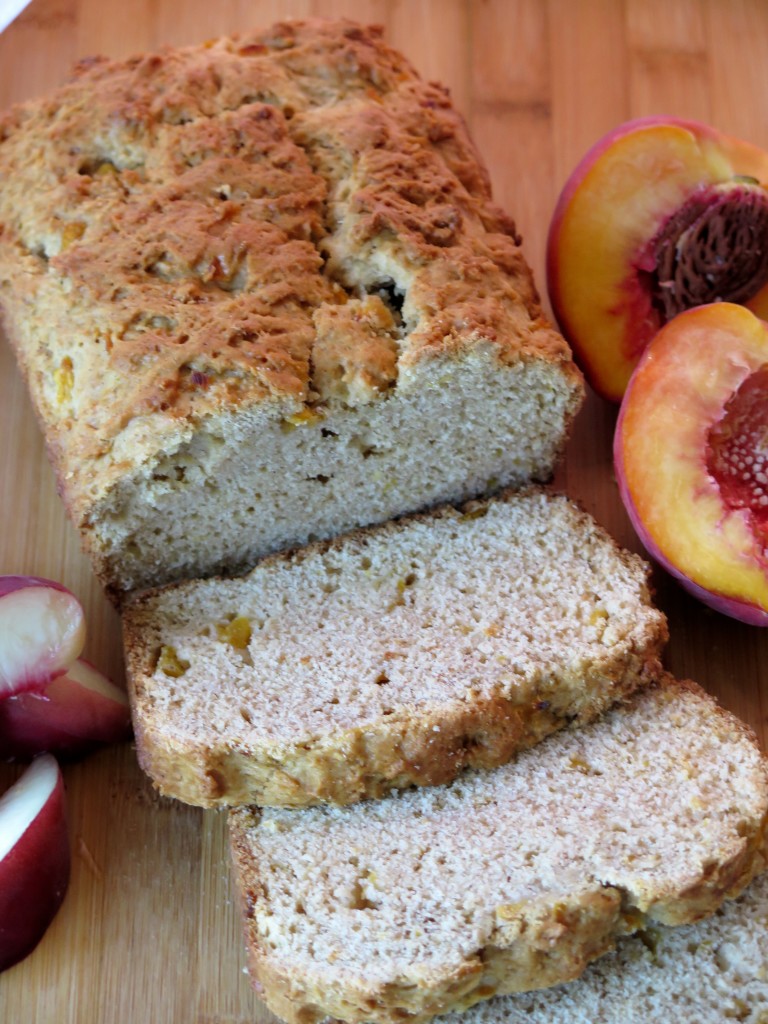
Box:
[123,488,667,807]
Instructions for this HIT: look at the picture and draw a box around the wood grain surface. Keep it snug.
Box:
[1,1,767,1021]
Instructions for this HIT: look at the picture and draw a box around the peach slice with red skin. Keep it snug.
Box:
[0,577,85,698]
[548,117,768,401]
[0,753,70,972]
[615,302,768,624]
[0,658,133,762]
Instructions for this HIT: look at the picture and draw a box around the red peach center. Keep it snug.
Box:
[706,365,768,554]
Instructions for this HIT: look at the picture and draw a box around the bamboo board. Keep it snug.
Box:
[1,2,767,1021]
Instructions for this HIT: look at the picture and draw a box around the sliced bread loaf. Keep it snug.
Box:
[228,678,768,1024]
[420,866,768,1024]
[0,19,583,601]
[122,488,667,808]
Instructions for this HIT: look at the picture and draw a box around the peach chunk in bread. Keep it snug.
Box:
[615,303,768,625]
[547,117,768,401]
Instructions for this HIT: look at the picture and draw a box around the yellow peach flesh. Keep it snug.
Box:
[619,303,768,612]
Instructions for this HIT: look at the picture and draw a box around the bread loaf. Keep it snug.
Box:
[0,19,583,601]
[228,678,768,1024]
[122,488,667,807]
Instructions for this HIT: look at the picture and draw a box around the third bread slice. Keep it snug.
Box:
[123,487,667,807]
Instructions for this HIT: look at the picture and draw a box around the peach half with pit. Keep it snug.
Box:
[615,302,768,625]
[547,117,768,401]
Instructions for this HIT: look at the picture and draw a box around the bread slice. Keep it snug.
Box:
[421,867,768,1024]
[122,487,667,808]
[0,19,583,602]
[228,678,768,1024]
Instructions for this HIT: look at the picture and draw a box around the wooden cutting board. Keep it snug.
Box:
[1,1,767,1021]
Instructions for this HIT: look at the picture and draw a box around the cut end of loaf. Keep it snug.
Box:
[122,487,667,808]
[228,677,768,1024]
[92,350,582,598]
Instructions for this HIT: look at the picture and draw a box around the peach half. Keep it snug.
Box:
[548,117,768,401]
[615,303,768,624]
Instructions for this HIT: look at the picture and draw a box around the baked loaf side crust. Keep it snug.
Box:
[122,488,668,808]
[229,677,768,1024]
[0,19,583,599]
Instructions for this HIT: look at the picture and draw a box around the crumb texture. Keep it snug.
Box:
[0,19,582,596]
[229,680,768,1024]
[123,489,667,806]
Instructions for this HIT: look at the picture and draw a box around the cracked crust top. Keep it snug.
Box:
[0,19,579,520]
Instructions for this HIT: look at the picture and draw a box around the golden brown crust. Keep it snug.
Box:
[0,18,581,536]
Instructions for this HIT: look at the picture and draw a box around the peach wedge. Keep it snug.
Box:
[0,577,86,698]
[615,303,768,625]
[548,117,768,401]
[0,658,133,762]
[0,754,70,972]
